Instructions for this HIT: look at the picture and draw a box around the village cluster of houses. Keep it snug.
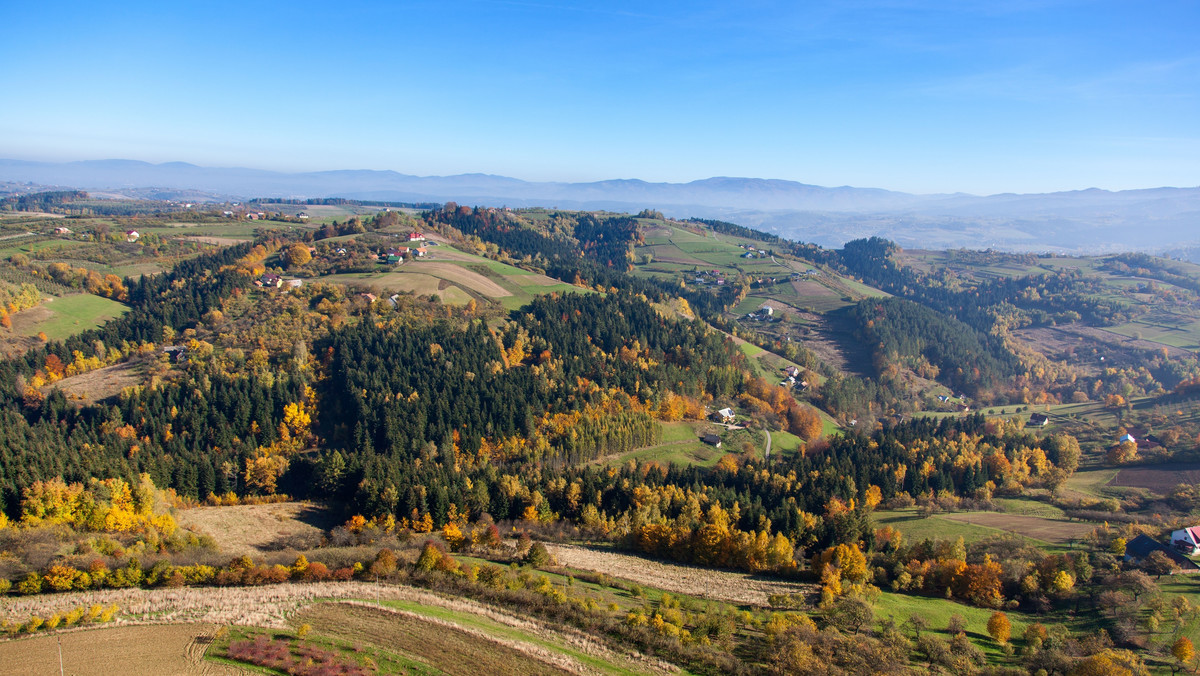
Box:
[383,245,427,264]
[382,233,433,263]
[780,365,809,391]
[51,226,140,242]
[256,274,303,290]
[691,269,728,286]
[745,305,779,322]
[699,408,736,448]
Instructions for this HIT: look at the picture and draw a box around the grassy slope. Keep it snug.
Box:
[874,508,1038,546]
[17,293,128,340]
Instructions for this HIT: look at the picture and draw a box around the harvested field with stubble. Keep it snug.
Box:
[1112,463,1200,493]
[175,502,333,554]
[938,512,1097,545]
[0,623,249,676]
[546,543,813,606]
[406,261,512,297]
[47,359,151,404]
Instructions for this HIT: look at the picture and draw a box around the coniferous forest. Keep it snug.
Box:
[2,203,1200,675]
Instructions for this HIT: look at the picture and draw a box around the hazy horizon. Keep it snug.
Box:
[4,156,1198,198]
[1,1,1197,195]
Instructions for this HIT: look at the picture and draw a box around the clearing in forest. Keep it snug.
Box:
[47,360,151,404]
[174,502,334,554]
[13,293,128,341]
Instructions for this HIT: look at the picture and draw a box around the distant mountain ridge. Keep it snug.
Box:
[1,158,1197,253]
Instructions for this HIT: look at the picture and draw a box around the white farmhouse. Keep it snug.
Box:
[1171,526,1200,555]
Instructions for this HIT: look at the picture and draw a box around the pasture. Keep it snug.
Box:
[874,509,1025,545]
[13,293,128,340]
[871,507,1095,551]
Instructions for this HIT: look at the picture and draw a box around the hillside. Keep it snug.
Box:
[3,200,1200,674]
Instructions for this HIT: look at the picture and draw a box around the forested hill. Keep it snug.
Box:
[853,297,1020,397]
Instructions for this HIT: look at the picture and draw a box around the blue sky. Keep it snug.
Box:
[1,1,1196,194]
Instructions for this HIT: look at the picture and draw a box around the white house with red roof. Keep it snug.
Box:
[408,232,425,242]
[1171,526,1200,555]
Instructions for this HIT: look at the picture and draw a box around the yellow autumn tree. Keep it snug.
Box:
[987,611,1011,644]
[1172,636,1195,672]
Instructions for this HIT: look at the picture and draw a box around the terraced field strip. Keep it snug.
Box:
[296,603,573,676]
[546,544,812,607]
[0,581,675,676]
[372,599,654,676]
[405,261,512,297]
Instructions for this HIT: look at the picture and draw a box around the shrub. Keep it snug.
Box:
[370,548,399,577]
[17,571,43,595]
[525,542,551,567]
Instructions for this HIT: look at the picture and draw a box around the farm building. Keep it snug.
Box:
[125,229,140,242]
[701,434,722,448]
[1171,527,1200,555]
[1029,413,1049,427]
[713,408,735,423]
[1124,534,1200,573]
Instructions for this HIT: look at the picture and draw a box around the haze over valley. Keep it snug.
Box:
[3,158,1198,254]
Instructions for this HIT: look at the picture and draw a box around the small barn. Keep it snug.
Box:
[1124,534,1200,573]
